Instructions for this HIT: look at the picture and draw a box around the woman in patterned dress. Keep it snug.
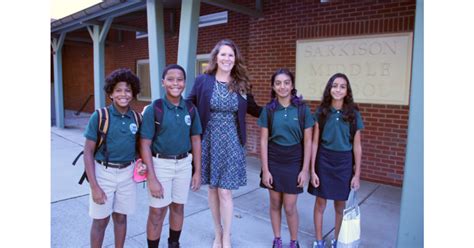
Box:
[188,39,261,248]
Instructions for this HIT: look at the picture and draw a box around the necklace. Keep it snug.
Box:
[215,80,230,98]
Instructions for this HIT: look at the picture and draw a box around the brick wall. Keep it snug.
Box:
[58,0,416,186]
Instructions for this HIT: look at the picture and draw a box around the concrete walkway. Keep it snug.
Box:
[51,112,401,248]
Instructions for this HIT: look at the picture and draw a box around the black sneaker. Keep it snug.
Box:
[168,240,180,248]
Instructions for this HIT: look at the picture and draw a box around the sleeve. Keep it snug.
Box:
[304,105,315,129]
[187,74,202,105]
[246,93,262,117]
[190,109,202,135]
[257,107,268,128]
[84,111,99,141]
[355,110,365,130]
[139,104,156,140]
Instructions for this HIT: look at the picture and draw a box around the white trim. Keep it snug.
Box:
[136,11,228,39]
[136,31,148,39]
[199,11,228,28]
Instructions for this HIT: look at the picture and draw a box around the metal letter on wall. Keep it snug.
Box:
[295,33,413,105]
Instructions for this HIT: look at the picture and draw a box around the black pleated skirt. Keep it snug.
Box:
[260,142,303,194]
[307,146,353,201]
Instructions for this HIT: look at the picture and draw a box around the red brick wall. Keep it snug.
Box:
[58,0,416,186]
[245,0,416,186]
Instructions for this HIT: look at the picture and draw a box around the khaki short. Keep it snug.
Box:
[148,154,193,208]
[89,161,136,219]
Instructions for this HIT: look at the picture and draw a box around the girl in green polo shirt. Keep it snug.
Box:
[308,73,364,248]
[258,68,314,248]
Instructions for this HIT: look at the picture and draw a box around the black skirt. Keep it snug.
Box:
[260,142,303,194]
[307,146,353,201]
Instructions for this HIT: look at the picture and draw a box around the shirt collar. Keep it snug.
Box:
[108,104,133,117]
[276,102,295,110]
[162,95,185,110]
[330,106,342,113]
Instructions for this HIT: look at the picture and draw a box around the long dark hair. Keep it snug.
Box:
[268,68,302,110]
[205,39,250,94]
[319,73,358,123]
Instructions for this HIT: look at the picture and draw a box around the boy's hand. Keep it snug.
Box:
[91,186,107,204]
[148,179,164,199]
[191,173,201,191]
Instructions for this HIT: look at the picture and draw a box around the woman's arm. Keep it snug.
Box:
[246,93,262,117]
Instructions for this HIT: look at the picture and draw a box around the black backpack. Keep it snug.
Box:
[72,107,142,184]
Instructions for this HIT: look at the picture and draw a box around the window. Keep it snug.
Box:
[136,59,151,101]
[196,54,210,76]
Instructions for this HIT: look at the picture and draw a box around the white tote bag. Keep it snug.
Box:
[337,189,361,248]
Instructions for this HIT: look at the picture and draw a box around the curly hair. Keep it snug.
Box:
[319,73,359,123]
[204,39,250,94]
[104,68,141,99]
[268,68,303,110]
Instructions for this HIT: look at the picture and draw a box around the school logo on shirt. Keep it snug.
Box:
[184,115,191,126]
[129,123,138,134]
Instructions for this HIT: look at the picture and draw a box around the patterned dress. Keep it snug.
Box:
[201,80,246,190]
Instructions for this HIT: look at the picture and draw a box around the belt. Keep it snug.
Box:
[96,160,133,169]
[154,152,188,160]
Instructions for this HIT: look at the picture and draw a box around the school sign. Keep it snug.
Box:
[296,33,413,105]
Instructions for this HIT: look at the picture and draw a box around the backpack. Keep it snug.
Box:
[151,98,196,144]
[266,102,306,143]
[72,107,142,185]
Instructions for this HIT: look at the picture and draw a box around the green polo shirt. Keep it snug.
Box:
[258,103,315,146]
[140,97,202,155]
[314,107,364,151]
[84,104,138,163]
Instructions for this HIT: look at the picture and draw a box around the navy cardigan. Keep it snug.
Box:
[187,73,262,145]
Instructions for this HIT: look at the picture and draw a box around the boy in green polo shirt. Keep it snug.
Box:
[139,64,202,248]
[83,68,142,248]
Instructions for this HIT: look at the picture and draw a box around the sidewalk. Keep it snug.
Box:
[51,113,401,248]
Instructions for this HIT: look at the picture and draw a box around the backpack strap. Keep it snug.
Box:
[265,104,274,137]
[317,108,326,145]
[152,99,164,144]
[298,103,306,144]
[131,110,142,160]
[78,107,110,185]
[131,110,142,129]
